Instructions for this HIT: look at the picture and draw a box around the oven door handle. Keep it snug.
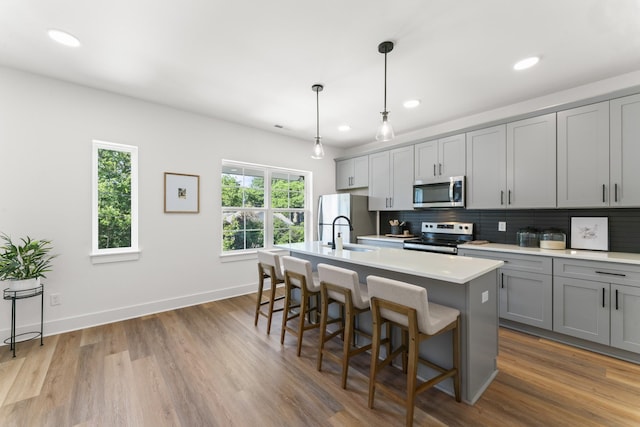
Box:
[449,179,454,202]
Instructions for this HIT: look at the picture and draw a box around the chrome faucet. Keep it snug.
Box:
[332,215,353,249]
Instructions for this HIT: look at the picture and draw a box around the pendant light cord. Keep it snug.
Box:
[383,50,388,113]
[316,87,320,138]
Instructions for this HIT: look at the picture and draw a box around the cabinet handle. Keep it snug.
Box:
[500,190,504,205]
[501,273,504,288]
[615,289,619,310]
[615,183,618,203]
[439,163,443,175]
[602,287,605,308]
[508,190,512,205]
[389,197,393,208]
[433,164,437,176]
[385,198,388,208]
[595,270,626,277]
[602,184,606,203]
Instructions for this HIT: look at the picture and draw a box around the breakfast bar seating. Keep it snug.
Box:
[280,256,322,356]
[367,275,461,427]
[254,250,285,334]
[316,263,390,389]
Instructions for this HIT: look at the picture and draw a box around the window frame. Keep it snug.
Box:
[91,139,139,263]
[221,160,311,256]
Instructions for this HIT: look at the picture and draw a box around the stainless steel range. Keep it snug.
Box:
[403,222,474,254]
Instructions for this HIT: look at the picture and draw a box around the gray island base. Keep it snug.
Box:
[278,242,503,405]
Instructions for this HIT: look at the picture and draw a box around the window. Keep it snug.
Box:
[91,140,139,261]
[221,160,309,254]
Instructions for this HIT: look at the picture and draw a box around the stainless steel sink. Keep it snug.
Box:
[323,243,377,253]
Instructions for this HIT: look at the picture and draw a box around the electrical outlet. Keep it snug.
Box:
[482,290,489,303]
[50,293,61,306]
[498,221,507,232]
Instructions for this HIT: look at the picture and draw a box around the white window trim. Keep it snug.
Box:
[220,159,312,257]
[91,140,140,263]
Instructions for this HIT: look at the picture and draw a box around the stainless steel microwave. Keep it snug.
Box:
[413,176,465,208]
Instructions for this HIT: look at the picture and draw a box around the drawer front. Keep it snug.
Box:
[459,249,551,274]
[554,258,640,286]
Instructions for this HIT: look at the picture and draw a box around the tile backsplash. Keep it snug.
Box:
[381,208,640,254]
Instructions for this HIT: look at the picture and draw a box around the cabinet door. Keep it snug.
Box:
[466,125,506,209]
[368,151,390,210]
[336,159,354,190]
[500,269,553,330]
[610,94,640,207]
[439,133,466,178]
[414,140,439,182]
[611,284,640,353]
[553,277,610,345]
[389,146,414,210]
[557,101,610,207]
[351,155,369,188]
[506,113,556,208]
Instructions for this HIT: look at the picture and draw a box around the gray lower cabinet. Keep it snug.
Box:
[611,284,640,353]
[500,269,553,330]
[553,276,610,345]
[459,249,553,330]
[553,258,640,352]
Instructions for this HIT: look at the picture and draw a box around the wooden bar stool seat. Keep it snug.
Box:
[280,256,322,357]
[254,250,285,334]
[366,275,461,427]
[316,263,390,389]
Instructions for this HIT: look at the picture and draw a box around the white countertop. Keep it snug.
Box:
[458,243,640,265]
[357,234,416,242]
[278,241,503,284]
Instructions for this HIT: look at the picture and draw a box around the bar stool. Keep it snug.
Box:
[316,263,387,389]
[366,275,461,427]
[280,256,322,356]
[254,250,286,334]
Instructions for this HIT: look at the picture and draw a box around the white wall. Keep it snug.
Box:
[0,66,341,337]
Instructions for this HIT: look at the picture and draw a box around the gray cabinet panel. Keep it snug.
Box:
[553,277,610,345]
[610,94,640,207]
[500,270,553,330]
[466,125,506,209]
[611,284,640,353]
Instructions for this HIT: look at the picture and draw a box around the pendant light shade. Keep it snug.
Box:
[375,41,395,142]
[311,84,324,159]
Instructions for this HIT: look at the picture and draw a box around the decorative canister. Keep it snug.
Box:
[516,227,539,247]
[539,229,566,250]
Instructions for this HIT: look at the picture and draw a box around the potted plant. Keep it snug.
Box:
[0,234,56,291]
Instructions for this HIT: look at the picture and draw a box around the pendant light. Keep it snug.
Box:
[375,41,395,142]
[311,84,325,159]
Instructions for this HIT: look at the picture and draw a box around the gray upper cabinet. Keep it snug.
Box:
[414,133,466,183]
[466,114,556,209]
[336,155,368,190]
[368,146,414,211]
[506,113,557,208]
[466,125,507,209]
[557,101,610,207]
[610,94,640,207]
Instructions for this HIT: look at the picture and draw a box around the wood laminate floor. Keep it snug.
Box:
[1,292,639,426]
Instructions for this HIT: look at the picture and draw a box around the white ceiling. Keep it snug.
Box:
[2,0,640,149]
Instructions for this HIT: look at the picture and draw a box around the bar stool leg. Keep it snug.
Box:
[341,305,354,389]
[368,312,382,409]
[317,287,330,371]
[296,288,308,357]
[266,278,279,335]
[280,282,292,346]
[254,270,265,327]
[406,330,419,427]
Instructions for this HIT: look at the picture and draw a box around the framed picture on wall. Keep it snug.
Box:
[570,217,608,251]
[164,172,200,213]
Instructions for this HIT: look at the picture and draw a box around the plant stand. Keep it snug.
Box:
[3,284,44,357]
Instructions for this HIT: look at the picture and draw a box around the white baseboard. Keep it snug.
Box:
[0,282,257,343]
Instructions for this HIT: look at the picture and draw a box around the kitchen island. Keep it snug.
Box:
[277,241,503,404]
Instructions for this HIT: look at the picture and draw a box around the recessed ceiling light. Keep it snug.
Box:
[338,125,351,132]
[403,99,421,109]
[47,29,81,47]
[513,56,539,71]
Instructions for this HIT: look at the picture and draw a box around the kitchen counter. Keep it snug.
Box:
[458,243,640,265]
[278,241,503,404]
[279,241,503,284]
[357,234,416,242]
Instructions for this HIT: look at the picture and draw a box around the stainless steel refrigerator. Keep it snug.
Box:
[317,194,376,245]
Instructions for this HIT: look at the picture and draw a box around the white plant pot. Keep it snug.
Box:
[8,277,40,291]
